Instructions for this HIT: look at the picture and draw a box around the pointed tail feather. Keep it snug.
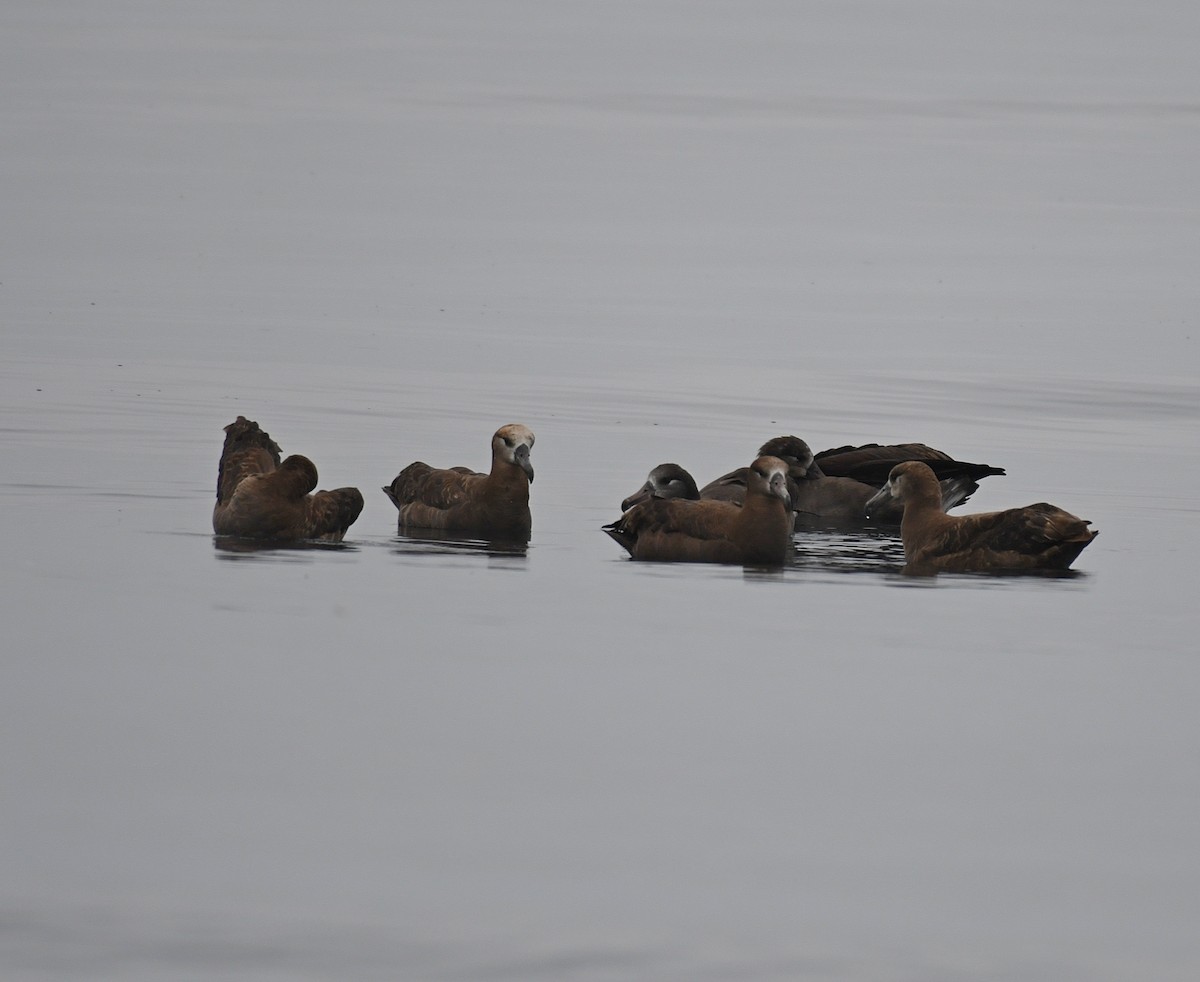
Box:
[306,487,365,541]
[938,476,980,512]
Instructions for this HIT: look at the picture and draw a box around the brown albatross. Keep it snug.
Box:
[700,436,1004,524]
[865,460,1098,573]
[604,455,793,565]
[382,424,535,538]
[212,416,364,541]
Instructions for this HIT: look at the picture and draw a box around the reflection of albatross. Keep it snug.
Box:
[604,456,793,565]
[382,424,535,538]
[866,461,1098,573]
[212,416,364,542]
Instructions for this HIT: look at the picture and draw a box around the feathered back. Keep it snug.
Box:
[383,461,480,512]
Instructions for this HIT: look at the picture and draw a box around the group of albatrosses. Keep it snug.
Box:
[213,416,1098,574]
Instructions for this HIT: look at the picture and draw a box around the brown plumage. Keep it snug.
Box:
[865,460,1098,573]
[701,436,1005,524]
[212,416,364,541]
[814,441,1005,487]
[604,455,793,565]
[382,424,534,538]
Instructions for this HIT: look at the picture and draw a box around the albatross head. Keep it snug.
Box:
[748,455,791,510]
[757,436,814,477]
[621,463,699,511]
[494,424,535,482]
[865,460,940,518]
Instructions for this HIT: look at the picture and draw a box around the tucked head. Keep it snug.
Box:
[493,424,535,482]
[277,454,319,495]
[757,436,814,476]
[747,455,791,508]
[622,463,699,510]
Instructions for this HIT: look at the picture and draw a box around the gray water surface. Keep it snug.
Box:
[3,3,1198,980]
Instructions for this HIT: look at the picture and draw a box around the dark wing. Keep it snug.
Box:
[604,499,743,562]
[304,487,365,542]
[816,442,948,467]
[1033,505,1096,544]
[608,499,736,542]
[933,507,1028,554]
[216,416,282,503]
[382,461,485,511]
[666,499,739,539]
[815,443,1004,486]
[928,504,1097,569]
[981,503,1095,551]
[698,467,749,504]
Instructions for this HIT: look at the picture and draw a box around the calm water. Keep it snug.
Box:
[3,3,1199,980]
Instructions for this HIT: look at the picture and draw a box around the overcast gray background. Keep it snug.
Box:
[2,2,1198,980]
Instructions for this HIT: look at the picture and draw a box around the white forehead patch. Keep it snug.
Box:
[495,424,534,449]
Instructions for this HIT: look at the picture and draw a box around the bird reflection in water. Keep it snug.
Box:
[212,536,359,560]
[390,527,529,564]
